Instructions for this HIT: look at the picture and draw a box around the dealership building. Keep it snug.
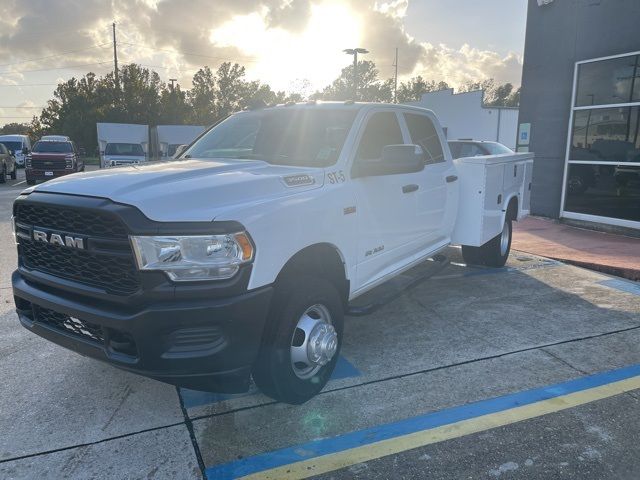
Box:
[518,0,640,232]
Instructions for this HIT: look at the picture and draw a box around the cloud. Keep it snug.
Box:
[414,43,523,87]
[0,0,523,91]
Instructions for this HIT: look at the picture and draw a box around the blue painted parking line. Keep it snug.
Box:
[205,363,640,479]
[599,278,640,296]
[180,355,361,409]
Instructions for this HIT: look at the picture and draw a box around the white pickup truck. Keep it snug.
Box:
[12,103,533,404]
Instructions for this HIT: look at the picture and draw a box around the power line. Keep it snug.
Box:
[0,83,57,87]
[0,61,111,75]
[0,106,45,108]
[0,43,111,68]
[119,42,261,64]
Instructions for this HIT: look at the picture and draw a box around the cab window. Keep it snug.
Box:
[404,113,445,164]
[356,112,403,160]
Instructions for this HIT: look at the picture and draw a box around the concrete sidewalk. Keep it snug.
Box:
[513,217,640,281]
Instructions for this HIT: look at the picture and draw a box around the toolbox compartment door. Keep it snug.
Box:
[451,153,535,247]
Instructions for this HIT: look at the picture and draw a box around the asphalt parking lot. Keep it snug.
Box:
[1,168,639,479]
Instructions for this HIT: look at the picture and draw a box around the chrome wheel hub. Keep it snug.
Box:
[290,304,338,380]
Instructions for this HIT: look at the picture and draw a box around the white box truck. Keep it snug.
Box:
[150,125,206,159]
[13,103,533,404]
[96,123,148,168]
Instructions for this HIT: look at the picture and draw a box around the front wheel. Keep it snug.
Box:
[0,165,6,184]
[10,164,17,180]
[252,276,343,404]
[462,218,512,268]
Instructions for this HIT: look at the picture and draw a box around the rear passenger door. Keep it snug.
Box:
[402,111,459,247]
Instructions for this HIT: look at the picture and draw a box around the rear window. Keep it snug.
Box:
[482,142,513,155]
[32,141,73,153]
[105,143,145,156]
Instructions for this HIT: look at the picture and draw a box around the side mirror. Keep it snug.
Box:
[352,144,424,178]
[22,147,29,155]
[173,144,189,159]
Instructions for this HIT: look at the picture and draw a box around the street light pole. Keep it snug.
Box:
[343,48,369,101]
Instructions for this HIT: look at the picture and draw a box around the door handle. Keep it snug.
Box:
[402,184,419,194]
[446,175,458,183]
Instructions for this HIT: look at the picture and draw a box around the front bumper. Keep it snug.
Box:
[25,168,73,180]
[13,270,273,392]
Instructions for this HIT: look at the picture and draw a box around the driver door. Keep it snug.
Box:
[351,110,422,292]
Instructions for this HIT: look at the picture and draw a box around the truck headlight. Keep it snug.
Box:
[130,233,254,281]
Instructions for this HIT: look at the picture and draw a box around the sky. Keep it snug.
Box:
[0,0,528,127]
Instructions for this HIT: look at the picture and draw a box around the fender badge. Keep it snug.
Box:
[283,174,315,187]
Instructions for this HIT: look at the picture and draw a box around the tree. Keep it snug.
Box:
[214,62,251,119]
[189,66,216,125]
[0,122,30,136]
[458,78,520,107]
[396,76,451,103]
[159,85,192,125]
[314,60,393,102]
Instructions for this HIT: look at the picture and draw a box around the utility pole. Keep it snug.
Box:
[112,22,120,90]
[343,48,369,101]
[393,47,398,103]
[169,78,177,90]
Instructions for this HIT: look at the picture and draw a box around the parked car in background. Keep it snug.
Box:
[448,140,514,159]
[25,139,84,185]
[0,134,31,167]
[0,142,17,182]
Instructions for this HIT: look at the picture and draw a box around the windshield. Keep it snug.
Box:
[184,108,357,167]
[0,141,22,153]
[32,141,72,153]
[105,143,145,156]
[482,142,513,155]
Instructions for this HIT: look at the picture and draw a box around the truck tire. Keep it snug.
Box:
[10,164,17,180]
[480,218,512,267]
[463,218,512,268]
[252,276,344,404]
[0,165,6,184]
[26,178,35,186]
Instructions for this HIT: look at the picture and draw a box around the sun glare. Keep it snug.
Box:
[209,2,362,92]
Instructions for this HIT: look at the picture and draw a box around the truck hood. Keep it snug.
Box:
[28,158,324,222]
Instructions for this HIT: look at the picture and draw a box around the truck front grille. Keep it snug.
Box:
[30,157,67,170]
[15,203,140,296]
[15,203,128,238]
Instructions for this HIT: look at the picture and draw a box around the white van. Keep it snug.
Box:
[0,134,32,166]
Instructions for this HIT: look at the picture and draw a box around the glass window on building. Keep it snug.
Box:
[564,53,640,228]
[575,55,640,107]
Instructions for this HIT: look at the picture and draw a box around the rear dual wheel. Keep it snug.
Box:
[462,217,512,268]
[252,276,343,405]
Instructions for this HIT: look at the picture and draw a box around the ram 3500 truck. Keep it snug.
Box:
[12,103,533,404]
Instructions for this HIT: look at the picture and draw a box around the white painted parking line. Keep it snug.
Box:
[13,181,25,186]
